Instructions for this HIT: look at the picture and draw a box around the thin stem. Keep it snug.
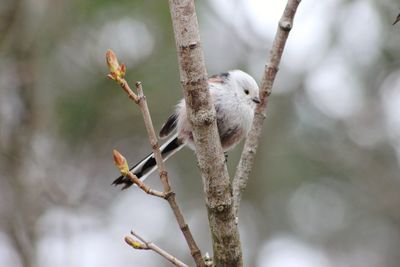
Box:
[135,81,171,193]
[126,172,166,198]
[134,81,204,267]
[126,230,190,267]
[232,0,302,216]
[107,59,205,267]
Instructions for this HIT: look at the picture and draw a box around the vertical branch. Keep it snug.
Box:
[232,0,302,215]
[136,82,171,193]
[106,50,205,267]
[168,1,242,267]
[136,81,205,267]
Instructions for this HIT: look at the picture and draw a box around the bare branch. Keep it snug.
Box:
[126,230,190,267]
[135,81,171,192]
[134,81,205,267]
[168,1,242,266]
[106,51,204,267]
[126,172,166,198]
[232,0,302,216]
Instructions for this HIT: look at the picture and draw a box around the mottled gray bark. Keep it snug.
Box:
[168,1,242,266]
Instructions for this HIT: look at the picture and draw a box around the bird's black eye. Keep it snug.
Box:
[244,89,249,95]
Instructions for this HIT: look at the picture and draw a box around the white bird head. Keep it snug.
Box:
[228,70,260,107]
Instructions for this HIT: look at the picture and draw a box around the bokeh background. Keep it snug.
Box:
[1,0,400,266]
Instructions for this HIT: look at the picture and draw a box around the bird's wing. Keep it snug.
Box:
[208,72,230,84]
[159,71,229,139]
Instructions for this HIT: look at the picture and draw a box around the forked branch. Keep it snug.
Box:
[107,50,205,267]
[126,230,189,267]
[112,149,166,198]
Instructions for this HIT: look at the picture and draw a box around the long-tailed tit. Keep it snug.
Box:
[113,70,260,189]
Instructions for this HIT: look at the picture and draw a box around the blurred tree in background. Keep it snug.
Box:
[1,0,400,266]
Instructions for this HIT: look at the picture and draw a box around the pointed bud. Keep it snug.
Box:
[106,49,120,74]
[113,149,129,176]
[119,63,126,78]
[107,73,115,80]
[125,236,146,249]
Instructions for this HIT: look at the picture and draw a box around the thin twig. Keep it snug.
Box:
[119,79,140,103]
[232,0,302,216]
[126,230,190,267]
[135,81,171,192]
[106,51,205,267]
[113,149,165,197]
[126,172,166,198]
[133,81,205,267]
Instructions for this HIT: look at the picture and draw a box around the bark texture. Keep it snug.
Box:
[168,1,242,266]
[232,0,302,215]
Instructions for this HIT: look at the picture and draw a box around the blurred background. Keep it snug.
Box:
[1,0,400,266]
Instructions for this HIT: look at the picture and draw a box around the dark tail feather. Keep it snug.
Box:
[112,134,183,190]
[159,113,177,138]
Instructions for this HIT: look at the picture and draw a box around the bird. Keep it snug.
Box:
[112,70,260,190]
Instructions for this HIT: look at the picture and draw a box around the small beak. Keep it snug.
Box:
[252,97,260,104]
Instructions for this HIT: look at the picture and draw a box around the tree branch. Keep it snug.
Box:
[232,0,302,216]
[167,1,242,266]
[106,50,204,267]
[126,171,166,198]
[126,230,190,267]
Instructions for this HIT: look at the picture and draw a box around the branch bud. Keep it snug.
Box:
[106,50,119,72]
[106,49,126,82]
[125,236,146,249]
[113,149,129,176]
[120,63,126,78]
